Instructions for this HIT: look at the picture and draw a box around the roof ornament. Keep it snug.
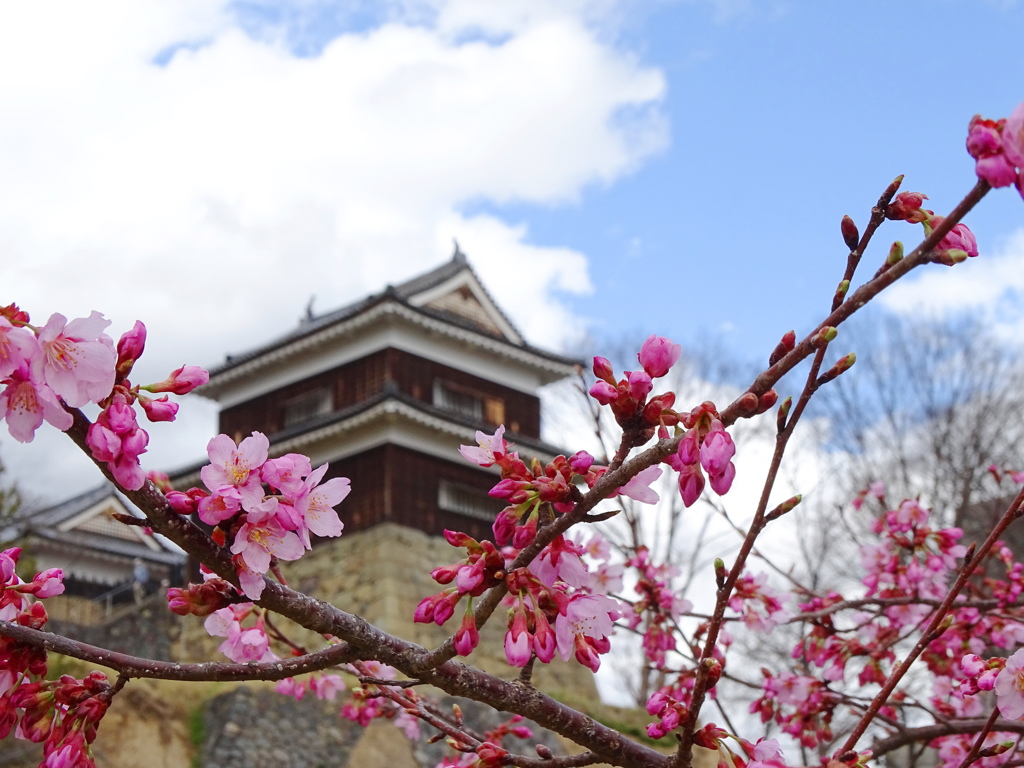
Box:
[301,295,316,325]
[452,238,467,264]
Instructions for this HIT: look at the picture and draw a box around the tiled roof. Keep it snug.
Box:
[12,483,185,563]
[205,252,580,380]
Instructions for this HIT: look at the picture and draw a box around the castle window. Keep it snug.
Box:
[283,388,333,428]
[438,481,499,522]
[433,380,505,425]
[433,380,483,420]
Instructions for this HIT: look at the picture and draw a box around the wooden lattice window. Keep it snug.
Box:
[433,380,504,425]
[283,388,333,428]
[438,481,498,522]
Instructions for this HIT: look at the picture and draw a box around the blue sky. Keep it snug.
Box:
[471,1,1024,358]
[1,0,1022,498]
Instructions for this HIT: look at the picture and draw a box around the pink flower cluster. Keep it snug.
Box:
[967,101,1024,197]
[744,485,1024,759]
[417,526,621,671]
[0,306,208,490]
[204,603,276,663]
[340,662,420,740]
[727,572,792,633]
[85,320,209,489]
[459,427,660,551]
[589,335,683,439]
[2,549,113,768]
[885,190,980,264]
[169,431,351,600]
[0,307,114,443]
[435,714,533,768]
[275,672,346,702]
[750,671,837,748]
[664,402,737,507]
[624,546,692,667]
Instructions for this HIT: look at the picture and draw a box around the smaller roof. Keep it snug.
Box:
[8,484,185,566]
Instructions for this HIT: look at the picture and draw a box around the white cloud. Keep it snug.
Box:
[879,227,1024,342]
[0,0,666,501]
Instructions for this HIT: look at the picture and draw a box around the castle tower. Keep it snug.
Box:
[198,249,579,543]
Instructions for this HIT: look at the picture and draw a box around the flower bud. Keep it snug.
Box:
[756,388,778,414]
[637,334,681,378]
[714,558,727,590]
[886,191,928,222]
[817,353,857,386]
[626,370,653,400]
[165,490,199,514]
[833,279,850,307]
[589,380,618,405]
[734,392,759,416]
[841,215,859,250]
[813,326,837,347]
[886,241,904,266]
[768,330,796,367]
[143,365,210,395]
[115,320,147,378]
[766,494,803,521]
[592,356,615,384]
[139,394,179,423]
[776,395,792,432]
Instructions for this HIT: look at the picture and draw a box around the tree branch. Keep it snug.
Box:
[0,620,356,681]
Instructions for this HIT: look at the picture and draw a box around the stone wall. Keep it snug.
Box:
[47,593,181,661]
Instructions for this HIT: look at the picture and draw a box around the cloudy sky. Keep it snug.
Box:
[2,0,1023,502]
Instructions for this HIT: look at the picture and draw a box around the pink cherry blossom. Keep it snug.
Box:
[638,334,682,378]
[976,153,1018,188]
[25,569,65,598]
[504,606,532,667]
[1001,101,1024,168]
[309,673,345,701]
[459,425,507,467]
[197,491,242,526]
[554,594,619,672]
[613,465,663,505]
[33,311,116,408]
[453,611,480,656]
[0,318,38,380]
[626,370,653,400]
[708,461,736,495]
[995,648,1024,720]
[204,606,276,663]
[677,463,705,507]
[230,498,304,574]
[0,363,73,442]
[201,432,269,509]
[261,453,313,495]
[292,464,349,548]
[532,535,588,588]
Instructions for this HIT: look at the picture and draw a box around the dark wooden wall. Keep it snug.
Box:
[325,445,504,542]
[219,348,540,441]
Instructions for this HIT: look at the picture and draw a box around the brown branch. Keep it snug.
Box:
[955,708,1003,768]
[871,716,1024,759]
[510,751,604,768]
[0,619,356,681]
